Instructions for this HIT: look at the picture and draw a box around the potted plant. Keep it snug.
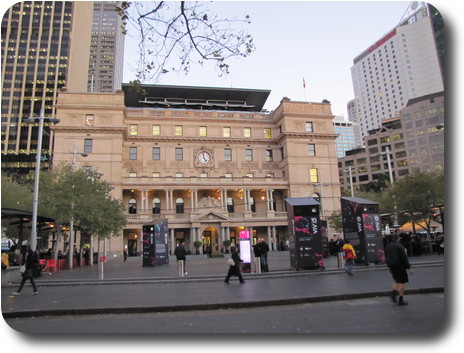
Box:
[222,239,231,254]
[193,240,202,255]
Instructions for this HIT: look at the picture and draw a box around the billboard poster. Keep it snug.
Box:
[142,220,169,267]
[154,220,169,265]
[363,213,385,263]
[293,216,324,269]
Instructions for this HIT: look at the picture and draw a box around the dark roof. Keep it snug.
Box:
[341,197,378,205]
[285,197,320,206]
[405,91,444,107]
[122,83,271,112]
[1,208,55,224]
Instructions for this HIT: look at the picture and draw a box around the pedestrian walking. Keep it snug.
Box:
[224,246,245,284]
[342,239,357,275]
[385,233,413,306]
[174,241,188,276]
[12,247,38,296]
[257,238,270,272]
[123,249,128,261]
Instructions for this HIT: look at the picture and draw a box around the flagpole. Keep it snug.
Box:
[303,77,307,101]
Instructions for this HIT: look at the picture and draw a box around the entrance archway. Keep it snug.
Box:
[201,226,219,255]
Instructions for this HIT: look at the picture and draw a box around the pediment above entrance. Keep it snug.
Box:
[191,210,230,223]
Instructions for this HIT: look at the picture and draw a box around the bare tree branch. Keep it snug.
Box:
[116,1,255,83]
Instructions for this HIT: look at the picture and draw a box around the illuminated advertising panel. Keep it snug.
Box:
[239,230,251,263]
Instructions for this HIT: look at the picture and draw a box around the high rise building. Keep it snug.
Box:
[1,1,125,179]
[338,91,444,191]
[88,1,125,93]
[1,1,93,178]
[333,116,361,158]
[350,2,443,139]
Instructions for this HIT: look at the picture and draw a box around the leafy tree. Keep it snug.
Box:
[38,163,126,260]
[116,1,255,83]
[1,173,33,244]
[327,211,343,234]
[389,170,444,246]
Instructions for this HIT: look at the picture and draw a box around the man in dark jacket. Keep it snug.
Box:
[385,234,412,306]
[174,242,187,276]
[257,238,270,272]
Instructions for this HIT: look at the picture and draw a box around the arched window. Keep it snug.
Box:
[129,198,137,214]
[176,197,184,214]
[227,197,234,213]
[152,198,161,214]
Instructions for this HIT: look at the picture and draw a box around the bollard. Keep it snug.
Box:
[337,252,345,268]
[177,260,185,277]
[254,257,261,274]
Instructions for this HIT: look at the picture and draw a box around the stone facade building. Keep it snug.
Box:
[52,85,341,256]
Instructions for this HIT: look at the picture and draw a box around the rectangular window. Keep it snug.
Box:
[244,127,252,138]
[309,168,318,183]
[264,128,271,138]
[266,149,273,162]
[152,147,160,160]
[199,126,207,137]
[308,144,316,156]
[175,147,183,161]
[129,147,137,160]
[84,139,93,153]
[306,122,313,132]
[245,149,253,161]
[223,127,231,137]
[224,148,232,161]
[85,114,94,126]
[129,124,138,136]
[175,125,183,136]
[152,124,160,136]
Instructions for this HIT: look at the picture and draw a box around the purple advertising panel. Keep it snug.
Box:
[293,216,324,269]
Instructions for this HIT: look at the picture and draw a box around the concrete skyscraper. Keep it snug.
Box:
[88,1,125,93]
[350,2,443,139]
[1,1,124,178]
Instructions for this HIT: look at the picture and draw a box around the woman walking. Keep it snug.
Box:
[224,246,245,284]
[12,247,39,295]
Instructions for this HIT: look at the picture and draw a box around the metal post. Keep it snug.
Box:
[348,166,354,197]
[29,109,45,252]
[385,146,393,184]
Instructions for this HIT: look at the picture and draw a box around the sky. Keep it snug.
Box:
[123,0,415,118]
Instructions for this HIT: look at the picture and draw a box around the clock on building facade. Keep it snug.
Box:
[195,148,214,167]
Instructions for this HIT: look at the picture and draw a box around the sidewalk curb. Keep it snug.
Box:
[1,260,444,287]
[2,286,444,319]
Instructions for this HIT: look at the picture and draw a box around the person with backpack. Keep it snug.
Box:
[342,239,357,276]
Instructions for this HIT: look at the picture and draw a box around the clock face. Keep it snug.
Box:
[198,151,211,164]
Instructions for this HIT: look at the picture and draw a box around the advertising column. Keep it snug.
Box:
[285,198,324,270]
[341,197,385,264]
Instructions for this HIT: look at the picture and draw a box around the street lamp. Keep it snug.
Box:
[24,108,60,252]
[68,145,88,269]
[378,146,393,184]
